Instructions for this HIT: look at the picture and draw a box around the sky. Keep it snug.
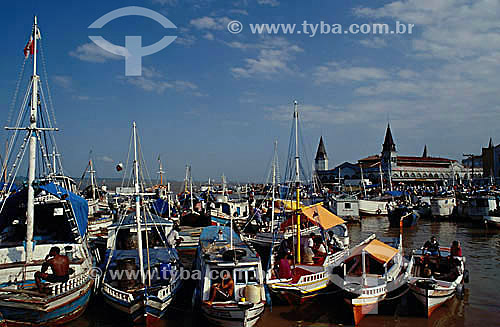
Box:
[1,0,499,183]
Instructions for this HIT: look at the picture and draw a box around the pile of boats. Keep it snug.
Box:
[0,17,473,327]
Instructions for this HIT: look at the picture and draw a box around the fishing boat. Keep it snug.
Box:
[265,102,348,305]
[192,226,266,327]
[430,196,456,218]
[407,247,467,317]
[100,122,183,323]
[358,198,390,216]
[0,16,94,325]
[457,195,497,222]
[484,212,500,228]
[329,234,405,325]
[388,205,419,227]
[328,194,360,221]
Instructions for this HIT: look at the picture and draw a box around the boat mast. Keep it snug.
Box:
[271,140,277,235]
[89,158,96,200]
[293,100,301,264]
[158,155,164,185]
[132,122,146,286]
[189,166,194,212]
[26,16,39,263]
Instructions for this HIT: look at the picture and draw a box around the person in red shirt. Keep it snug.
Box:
[450,240,462,257]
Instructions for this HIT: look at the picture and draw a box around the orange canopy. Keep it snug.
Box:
[280,203,345,230]
[348,239,398,264]
[300,203,346,230]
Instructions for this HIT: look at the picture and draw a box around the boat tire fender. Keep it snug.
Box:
[464,269,470,283]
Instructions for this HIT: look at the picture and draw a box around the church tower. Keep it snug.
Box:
[382,123,397,166]
[315,136,328,171]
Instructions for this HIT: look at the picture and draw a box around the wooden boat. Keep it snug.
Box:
[266,204,348,304]
[430,196,456,218]
[0,16,94,325]
[329,194,360,221]
[484,214,500,228]
[388,205,419,227]
[193,226,265,327]
[457,196,497,222]
[100,122,183,323]
[358,198,390,216]
[407,247,467,317]
[329,234,405,325]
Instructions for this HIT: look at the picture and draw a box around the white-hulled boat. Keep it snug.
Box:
[484,214,500,228]
[407,247,466,317]
[430,196,456,218]
[0,16,94,325]
[100,122,183,323]
[358,198,390,216]
[193,226,266,327]
[457,196,497,222]
[329,194,360,221]
[329,234,406,325]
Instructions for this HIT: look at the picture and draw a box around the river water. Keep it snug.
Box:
[69,217,500,327]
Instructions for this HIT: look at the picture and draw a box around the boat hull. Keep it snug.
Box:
[358,199,388,216]
[201,302,265,327]
[484,216,500,228]
[409,282,457,317]
[0,278,93,326]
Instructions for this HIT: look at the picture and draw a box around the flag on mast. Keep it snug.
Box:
[23,26,40,58]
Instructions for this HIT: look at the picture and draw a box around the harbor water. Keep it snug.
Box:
[68,218,500,327]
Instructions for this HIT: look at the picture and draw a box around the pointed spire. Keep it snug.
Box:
[382,123,396,153]
[489,137,493,148]
[422,145,428,158]
[315,136,328,160]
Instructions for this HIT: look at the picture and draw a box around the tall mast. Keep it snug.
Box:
[189,166,194,212]
[89,158,96,200]
[133,122,146,285]
[157,155,164,185]
[293,100,301,264]
[271,140,277,235]
[26,16,39,263]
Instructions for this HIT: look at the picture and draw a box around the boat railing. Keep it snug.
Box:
[361,283,386,297]
[49,273,89,296]
[102,283,134,303]
[296,270,327,285]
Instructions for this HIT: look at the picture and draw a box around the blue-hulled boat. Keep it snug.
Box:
[193,226,266,327]
[100,122,182,324]
[0,16,94,325]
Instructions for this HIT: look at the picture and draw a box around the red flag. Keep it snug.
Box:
[23,36,34,59]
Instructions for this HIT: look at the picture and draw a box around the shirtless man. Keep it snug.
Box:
[208,271,234,304]
[35,247,70,293]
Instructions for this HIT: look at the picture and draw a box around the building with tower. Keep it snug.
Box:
[316,124,471,186]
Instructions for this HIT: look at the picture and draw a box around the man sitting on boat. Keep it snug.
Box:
[423,236,441,256]
[207,270,234,304]
[34,247,70,293]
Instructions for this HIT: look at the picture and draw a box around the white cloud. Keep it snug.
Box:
[97,155,114,163]
[203,32,215,40]
[69,42,123,63]
[190,16,232,30]
[53,75,72,89]
[230,37,303,78]
[314,62,388,84]
[359,37,388,49]
[228,9,249,16]
[122,67,200,94]
[257,0,280,7]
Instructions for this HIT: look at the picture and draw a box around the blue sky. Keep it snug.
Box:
[1,0,499,182]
